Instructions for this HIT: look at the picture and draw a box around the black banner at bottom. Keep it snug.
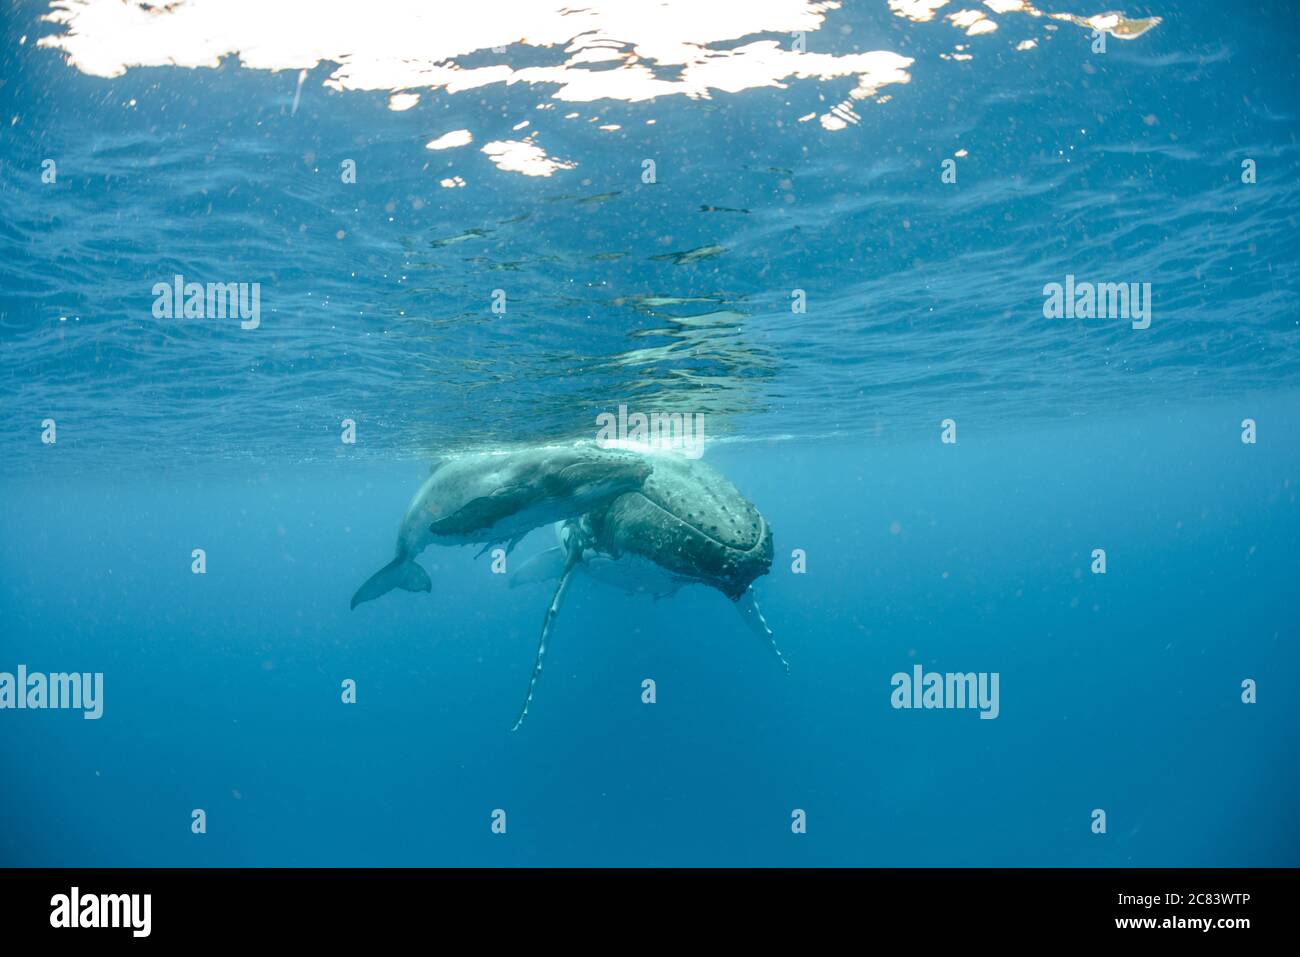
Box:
[0,868,1290,942]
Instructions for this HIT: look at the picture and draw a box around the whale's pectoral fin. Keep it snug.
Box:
[350,557,431,610]
[511,538,581,731]
[735,588,789,674]
[510,546,567,588]
[430,486,531,539]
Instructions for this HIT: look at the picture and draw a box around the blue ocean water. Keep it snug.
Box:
[1,0,1297,866]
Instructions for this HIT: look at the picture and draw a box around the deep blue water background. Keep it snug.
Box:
[2,403,1298,866]
[1,0,1298,865]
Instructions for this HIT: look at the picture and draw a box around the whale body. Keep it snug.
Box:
[350,445,652,610]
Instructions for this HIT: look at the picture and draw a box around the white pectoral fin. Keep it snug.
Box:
[735,588,789,674]
[511,541,581,731]
[509,546,568,588]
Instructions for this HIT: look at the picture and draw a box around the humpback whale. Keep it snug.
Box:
[350,446,652,610]
[509,452,786,729]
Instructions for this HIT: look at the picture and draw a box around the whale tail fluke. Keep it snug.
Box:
[350,556,431,609]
